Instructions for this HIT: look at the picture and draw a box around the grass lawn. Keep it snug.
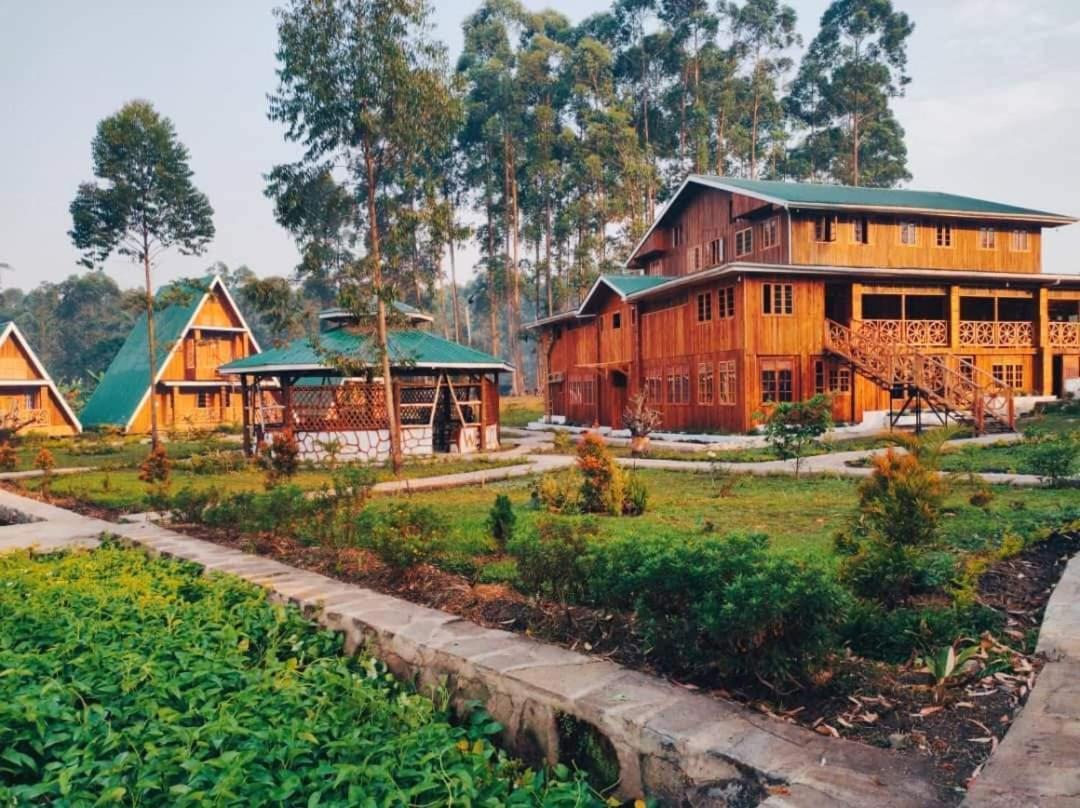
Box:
[499,394,544,428]
[10,435,241,472]
[18,454,526,512]
[0,545,596,805]
[367,468,1080,563]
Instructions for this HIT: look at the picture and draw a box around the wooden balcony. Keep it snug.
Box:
[959,321,1034,348]
[1049,321,1080,349]
[860,319,948,347]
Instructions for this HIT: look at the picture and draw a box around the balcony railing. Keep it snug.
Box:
[959,321,1034,348]
[1050,321,1080,349]
[860,319,948,347]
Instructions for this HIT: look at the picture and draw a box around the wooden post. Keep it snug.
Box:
[240,375,252,456]
[282,375,293,430]
[851,283,863,322]
[479,374,487,451]
[1037,287,1052,395]
[948,285,961,352]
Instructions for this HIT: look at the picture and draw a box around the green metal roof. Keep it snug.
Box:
[600,275,670,295]
[80,277,216,429]
[220,327,512,374]
[686,175,1075,222]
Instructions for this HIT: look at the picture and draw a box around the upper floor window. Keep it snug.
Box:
[899,221,917,245]
[612,312,621,330]
[735,227,753,256]
[935,224,952,247]
[691,245,701,271]
[762,283,793,316]
[696,291,712,323]
[814,215,837,242]
[762,217,779,249]
[978,227,997,250]
[672,223,685,247]
[709,238,723,265]
[718,286,735,319]
[22,391,38,410]
[852,217,869,244]
[1010,229,1031,252]
[184,338,197,370]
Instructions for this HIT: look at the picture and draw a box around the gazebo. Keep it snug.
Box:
[219,308,511,463]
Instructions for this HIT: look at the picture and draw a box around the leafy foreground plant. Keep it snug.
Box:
[0,545,601,806]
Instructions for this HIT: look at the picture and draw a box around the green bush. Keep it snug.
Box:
[839,600,1003,663]
[487,494,516,552]
[359,503,443,570]
[510,517,597,603]
[1027,437,1079,487]
[477,558,519,586]
[552,430,575,453]
[531,468,582,513]
[591,532,845,683]
[576,433,624,515]
[0,546,600,806]
[166,485,220,524]
[622,473,649,516]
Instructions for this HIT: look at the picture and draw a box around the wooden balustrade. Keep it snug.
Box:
[958,320,1034,348]
[1049,321,1080,349]
[859,319,949,347]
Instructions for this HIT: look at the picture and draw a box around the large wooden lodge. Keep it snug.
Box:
[531,176,1080,433]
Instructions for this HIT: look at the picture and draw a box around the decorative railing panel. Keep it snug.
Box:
[860,319,947,347]
[1049,322,1080,349]
[958,321,1034,348]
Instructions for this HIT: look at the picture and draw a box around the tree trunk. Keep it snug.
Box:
[448,232,461,343]
[544,195,553,316]
[142,234,160,451]
[365,149,402,474]
[485,167,500,358]
[505,134,525,396]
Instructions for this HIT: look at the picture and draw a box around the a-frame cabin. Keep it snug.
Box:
[0,321,81,436]
[81,275,261,434]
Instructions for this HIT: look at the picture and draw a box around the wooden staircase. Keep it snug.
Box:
[824,319,1016,434]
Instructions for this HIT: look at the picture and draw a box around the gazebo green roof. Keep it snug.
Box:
[220,328,512,375]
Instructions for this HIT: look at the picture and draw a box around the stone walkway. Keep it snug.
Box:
[0,485,939,806]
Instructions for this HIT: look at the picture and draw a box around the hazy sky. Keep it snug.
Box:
[2,0,1078,294]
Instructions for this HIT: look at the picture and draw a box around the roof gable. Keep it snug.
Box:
[0,322,82,431]
[80,276,257,429]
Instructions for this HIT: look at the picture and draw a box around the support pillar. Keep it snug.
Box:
[948,285,961,355]
[240,375,252,456]
[1037,287,1053,396]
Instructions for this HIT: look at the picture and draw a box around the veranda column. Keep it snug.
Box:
[1037,287,1052,395]
[948,285,961,354]
[240,375,252,456]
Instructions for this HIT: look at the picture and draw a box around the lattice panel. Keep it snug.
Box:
[289,384,389,432]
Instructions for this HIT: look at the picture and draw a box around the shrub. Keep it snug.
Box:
[34,447,56,496]
[591,532,845,683]
[1027,437,1079,487]
[477,558,519,586]
[760,394,832,478]
[138,444,172,500]
[186,450,246,475]
[622,473,648,515]
[360,503,443,570]
[487,494,516,552]
[969,487,995,508]
[166,486,220,524]
[552,431,575,453]
[261,427,300,487]
[510,517,597,603]
[532,468,581,513]
[839,600,1002,663]
[0,442,18,471]
[576,432,624,515]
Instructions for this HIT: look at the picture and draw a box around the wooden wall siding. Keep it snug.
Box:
[635,188,789,275]
[193,289,244,328]
[790,214,1042,273]
[0,386,76,435]
[0,333,38,380]
[641,350,747,433]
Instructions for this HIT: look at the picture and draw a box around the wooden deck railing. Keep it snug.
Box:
[958,320,1035,348]
[1049,321,1080,349]
[860,319,948,347]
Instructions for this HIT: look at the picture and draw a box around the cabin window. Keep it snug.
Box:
[612,312,621,330]
[717,360,737,405]
[644,372,663,404]
[761,364,794,404]
[666,366,690,405]
[958,357,976,383]
[978,227,997,250]
[814,215,837,242]
[899,221,917,246]
[814,359,826,395]
[197,390,212,409]
[709,238,723,265]
[992,363,1023,390]
[762,283,793,316]
[935,224,952,247]
[691,245,701,270]
[223,389,232,408]
[569,379,597,406]
[718,286,735,319]
[735,227,753,256]
[696,292,712,323]
[184,338,196,370]
[1010,230,1030,252]
[829,365,851,393]
[762,217,779,249]
[697,362,714,405]
[672,223,685,247]
[22,391,38,410]
[852,217,869,244]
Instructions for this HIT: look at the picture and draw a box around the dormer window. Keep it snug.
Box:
[814,215,837,242]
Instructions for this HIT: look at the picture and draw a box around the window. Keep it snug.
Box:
[852,217,869,244]
[692,245,701,270]
[899,221,917,245]
[814,215,837,242]
[645,373,663,404]
[666,366,690,405]
[197,390,212,409]
[935,224,952,247]
[717,360,737,405]
[184,338,196,370]
[648,259,663,275]
[992,363,1023,390]
[761,365,794,403]
[612,312,621,329]
[223,389,232,408]
[762,217,779,249]
[735,227,753,256]
[709,238,723,265]
[978,227,996,250]
[1011,229,1030,252]
[718,286,735,319]
[672,223,685,247]
[828,365,851,393]
[958,357,975,384]
[762,283,793,315]
[814,359,826,395]
[22,391,38,410]
[696,292,712,322]
[697,362,714,405]
[568,379,597,406]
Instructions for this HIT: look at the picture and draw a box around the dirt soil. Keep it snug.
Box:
[9,481,1078,805]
